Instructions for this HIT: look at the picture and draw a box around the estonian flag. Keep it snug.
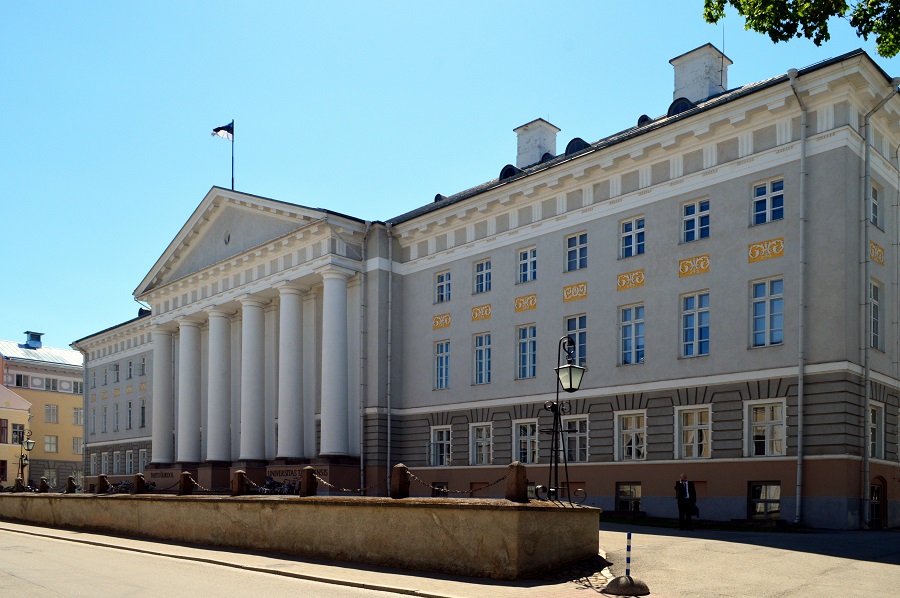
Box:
[212,121,234,141]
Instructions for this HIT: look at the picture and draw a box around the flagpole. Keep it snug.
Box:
[231,120,235,191]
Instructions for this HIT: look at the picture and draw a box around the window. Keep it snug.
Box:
[752,179,784,225]
[102,406,108,433]
[473,333,491,385]
[430,427,451,466]
[0,419,6,444]
[73,381,83,395]
[15,374,28,388]
[90,454,97,476]
[45,435,58,453]
[470,424,492,465]
[870,403,885,459]
[517,324,537,379]
[114,404,119,432]
[870,185,880,227]
[43,468,58,487]
[435,270,451,303]
[566,232,588,271]
[73,408,83,426]
[44,377,58,391]
[127,361,133,380]
[518,247,537,283]
[748,482,781,520]
[90,408,96,435]
[113,364,120,383]
[45,404,58,424]
[621,217,645,258]
[616,482,642,512]
[127,401,133,430]
[113,451,121,475]
[682,292,710,357]
[139,357,146,376]
[138,449,147,473]
[140,399,146,428]
[564,417,588,462]
[682,199,710,242]
[125,450,134,475]
[751,278,783,347]
[617,412,646,461]
[434,341,450,390]
[870,281,883,350]
[514,420,539,463]
[474,259,492,294]
[747,400,785,456]
[72,437,83,455]
[103,367,108,386]
[0,460,6,482]
[620,304,645,365]
[565,315,587,367]
[91,371,96,389]
[677,407,711,459]
[11,424,25,445]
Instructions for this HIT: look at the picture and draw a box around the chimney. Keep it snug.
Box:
[670,44,732,104]
[513,118,560,168]
[23,331,44,349]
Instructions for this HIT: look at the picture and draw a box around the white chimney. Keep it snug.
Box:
[513,118,560,168]
[670,44,732,104]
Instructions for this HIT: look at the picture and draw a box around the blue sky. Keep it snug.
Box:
[3,2,899,350]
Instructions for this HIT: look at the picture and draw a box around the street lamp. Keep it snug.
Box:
[539,335,586,502]
[16,430,35,485]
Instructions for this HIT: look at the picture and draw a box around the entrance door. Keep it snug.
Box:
[869,479,885,529]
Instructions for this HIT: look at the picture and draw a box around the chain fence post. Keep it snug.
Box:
[390,463,410,499]
[231,470,246,496]
[178,472,193,496]
[38,477,49,493]
[133,473,147,495]
[65,475,77,494]
[301,466,318,496]
[97,474,109,494]
[505,461,528,502]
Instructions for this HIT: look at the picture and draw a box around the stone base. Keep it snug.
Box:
[309,456,362,494]
[231,462,267,486]
[196,464,232,491]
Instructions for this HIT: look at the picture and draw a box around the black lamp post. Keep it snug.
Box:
[539,335,586,502]
[16,430,35,484]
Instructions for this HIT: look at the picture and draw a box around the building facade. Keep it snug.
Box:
[1,332,84,487]
[75,45,899,528]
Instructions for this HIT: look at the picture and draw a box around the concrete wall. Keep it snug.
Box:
[0,494,600,580]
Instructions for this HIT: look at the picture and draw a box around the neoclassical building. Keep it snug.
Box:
[76,45,899,528]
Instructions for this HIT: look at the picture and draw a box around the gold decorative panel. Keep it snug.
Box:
[433,313,451,329]
[617,269,645,291]
[101,391,107,400]
[563,282,588,302]
[515,294,537,312]
[139,382,147,392]
[90,393,96,403]
[113,388,120,398]
[870,241,885,266]
[126,385,133,395]
[748,238,784,263]
[471,304,492,321]
[679,255,710,278]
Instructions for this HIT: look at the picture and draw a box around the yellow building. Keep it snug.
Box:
[0,385,32,486]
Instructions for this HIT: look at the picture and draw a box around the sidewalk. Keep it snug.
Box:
[0,520,622,598]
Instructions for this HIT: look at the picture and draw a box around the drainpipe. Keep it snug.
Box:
[788,69,807,525]
[385,223,394,493]
[862,78,900,528]
[359,221,371,494]
[77,346,89,482]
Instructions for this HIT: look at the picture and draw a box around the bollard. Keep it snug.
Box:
[604,532,650,596]
[96,474,110,494]
[65,476,77,494]
[178,471,193,495]
[13,477,26,492]
[231,470,246,496]
[38,477,50,493]
[389,463,410,499]
[300,466,318,497]
[504,461,528,502]
[133,473,148,494]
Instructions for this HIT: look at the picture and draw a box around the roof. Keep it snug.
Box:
[0,385,32,411]
[0,340,83,367]
[71,310,151,346]
[387,49,880,225]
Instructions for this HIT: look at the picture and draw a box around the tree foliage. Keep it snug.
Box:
[704,1,900,58]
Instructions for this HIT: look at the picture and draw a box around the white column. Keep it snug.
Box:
[240,296,267,461]
[176,319,201,464]
[206,309,231,462]
[302,292,318,458]
[151,329,174,464]
[319,268,350,456]
[277,285,305,459]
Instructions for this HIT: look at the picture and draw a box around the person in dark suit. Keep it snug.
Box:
[675,473,697,530]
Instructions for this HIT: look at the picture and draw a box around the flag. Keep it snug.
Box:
[212,120,234,141]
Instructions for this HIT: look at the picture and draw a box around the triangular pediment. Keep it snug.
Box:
[134,187,330,296]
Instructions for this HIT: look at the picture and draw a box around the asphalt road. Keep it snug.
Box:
[600,522,900,598]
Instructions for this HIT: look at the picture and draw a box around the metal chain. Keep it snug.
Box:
[152,480,181,492]
[187,474,211,492]
[406,470,507,495]
[312,474,382,494]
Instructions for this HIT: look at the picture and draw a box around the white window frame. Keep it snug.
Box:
[870,184,880,228]
[565,232,588,272]
[113,451,121,475]
[751,277,784,348]
[752,178,784,225]
[114,403,119,432]
[73,381,83,395]
[565,315,587,367]
[517,324,537,379]
[562,416,589,463]
[91,371,96,388]
[620,216,645,258]
[674,405,711,459]
[513,419,539,464]
[139,357,146,376]
[140,399,146,428]
[72,437,83,455]
[44,435,58,453]
[745,398,787,457]
[73,407,84,426]
[435,270,451,303]
[127,360,133,380]
[517,246,537,283]
[434,340,450,390]
[102,406,107,433]
[682,198,710,242]
[870,280,883,350]
[45,404,59,424]
[113,364,120,383]
[90,454,97,476]
[681,291,710,357]
[429,426,451,466]
[127,400,133,430]
[44,377,58,392]
[125,450,134,475]
[470,423,492,465]
[474,259,492,294]
[473,333,491,385]
[138,449,147,473]
[90,408,96,435]
[615,410,647,461]
[100,452,108,475]
[620,304,645,365]
[869,401,885,459]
